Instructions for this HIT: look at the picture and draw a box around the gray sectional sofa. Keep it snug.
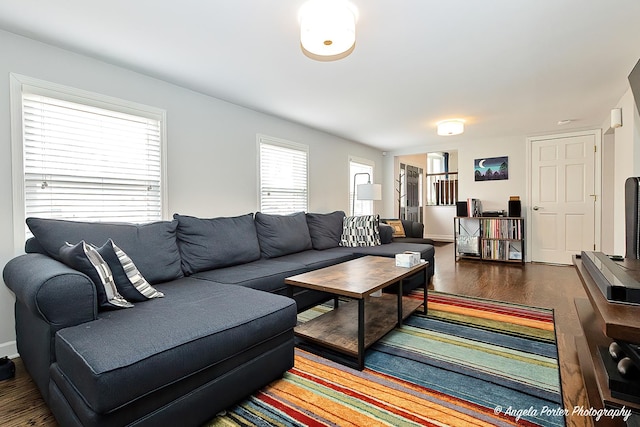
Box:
[3,210,435,427]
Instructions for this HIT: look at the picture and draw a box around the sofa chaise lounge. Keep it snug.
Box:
[3,211,435,427]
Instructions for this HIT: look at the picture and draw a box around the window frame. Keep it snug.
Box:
[257,134,309,215]
[10,73,168,253]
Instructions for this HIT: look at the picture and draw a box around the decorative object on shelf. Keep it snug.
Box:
[299,0,358,61]
[436,119,465,136]
[466,198,482,217]
[508,195,521,217]
[474,156,509,181]
[456,201,468,217]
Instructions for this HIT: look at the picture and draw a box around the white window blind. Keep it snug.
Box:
[259,136,308,214]
[21,92,163,225]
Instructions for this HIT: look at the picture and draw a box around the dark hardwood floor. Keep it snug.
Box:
[0,243,593,426]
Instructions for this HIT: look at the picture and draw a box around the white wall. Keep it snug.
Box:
[605,87,640,255]
[0,30,383,355]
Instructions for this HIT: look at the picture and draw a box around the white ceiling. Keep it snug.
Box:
[1,0,639,151]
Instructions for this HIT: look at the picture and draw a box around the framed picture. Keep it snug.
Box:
[474,156,508,181]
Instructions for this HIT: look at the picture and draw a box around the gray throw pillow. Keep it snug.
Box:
[378,223,394,244]
[26,217,183,285]
[94,239,164,302]
[173,213,262,274]
[306,211,346,250]
[255,212,313,258]
[59,241,133,310]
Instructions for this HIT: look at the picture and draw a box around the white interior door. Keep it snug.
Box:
[530,133,597,264]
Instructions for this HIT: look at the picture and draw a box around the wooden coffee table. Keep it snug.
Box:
[285,255,428,370]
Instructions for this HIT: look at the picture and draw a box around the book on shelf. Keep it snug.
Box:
[481,218,522,240]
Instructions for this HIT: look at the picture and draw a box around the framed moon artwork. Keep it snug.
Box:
[474,156,508,181]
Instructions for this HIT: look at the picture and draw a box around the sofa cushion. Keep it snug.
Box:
[191,258,307,293]
[26,218,183,284]
[55,279,296,414]
[277,248,356,270]
[173,213,261,274]
[254,212,312,258]
[352,241,434,260]
[59,241,133,310]
[94,239,164,302]
[339,215,381,247]
[305,211,345,250]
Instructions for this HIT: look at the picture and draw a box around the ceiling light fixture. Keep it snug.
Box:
[437,119,465,136]
[299,0,358,61]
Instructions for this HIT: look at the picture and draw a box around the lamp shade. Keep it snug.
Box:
[299,0,357,61]
[437,119,465,136]
[356,183,382,200]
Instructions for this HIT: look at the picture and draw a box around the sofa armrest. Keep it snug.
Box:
[3,253,97,327]
[400,220,424,238]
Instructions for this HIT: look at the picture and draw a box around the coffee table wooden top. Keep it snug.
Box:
[285,255,428,298]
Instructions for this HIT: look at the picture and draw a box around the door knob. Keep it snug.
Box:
[533,206,540,211]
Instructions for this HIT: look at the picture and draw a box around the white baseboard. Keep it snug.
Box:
[426,234,454,242]
[0,341,18,359]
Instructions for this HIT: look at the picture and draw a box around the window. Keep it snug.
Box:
[258,135,308,214]
[349,157,374,216]
[10,74,166,245]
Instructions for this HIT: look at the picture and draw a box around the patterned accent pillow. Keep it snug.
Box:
[59,241,134,310]
[385,219,406,237]
[339,215,381,247]
[94,239,164,302]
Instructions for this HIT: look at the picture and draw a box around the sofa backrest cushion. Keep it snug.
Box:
[255,212,312,258]
[305,211,345,250]
[26,217,183,284]
[173,213,261,274]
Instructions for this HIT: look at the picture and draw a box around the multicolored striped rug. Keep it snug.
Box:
[207,291,564,427]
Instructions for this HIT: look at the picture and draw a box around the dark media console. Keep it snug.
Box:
[573,255,640,424]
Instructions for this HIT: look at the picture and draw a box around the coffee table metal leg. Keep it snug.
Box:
[423,267,428,314]
[358,298,365,370]
[397,279,403,327]
[334,296,339,309]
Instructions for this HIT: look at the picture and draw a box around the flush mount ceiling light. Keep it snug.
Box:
[299,0,358,61]
[437,119,465,136]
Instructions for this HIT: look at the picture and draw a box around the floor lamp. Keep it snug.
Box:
[352,172,382,215]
